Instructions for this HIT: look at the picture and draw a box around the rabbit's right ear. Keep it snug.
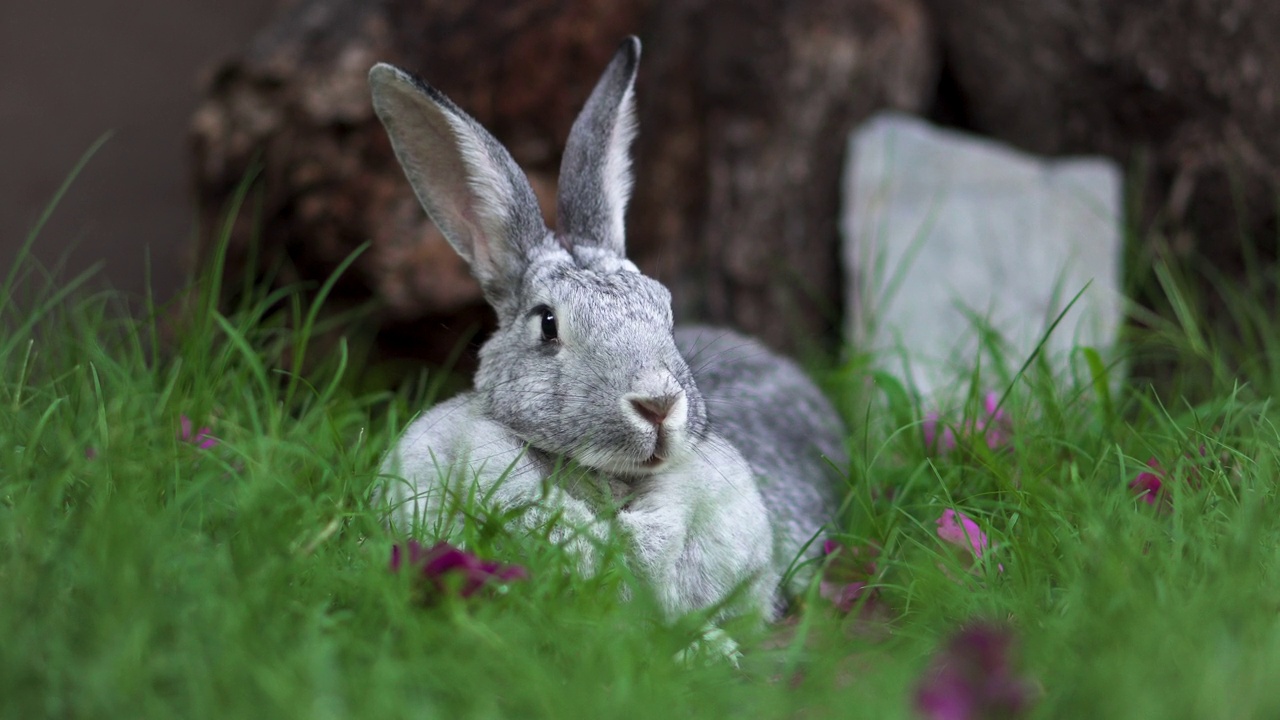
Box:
[369,64,547,305]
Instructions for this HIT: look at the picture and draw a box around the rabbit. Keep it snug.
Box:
[371,36,848,621]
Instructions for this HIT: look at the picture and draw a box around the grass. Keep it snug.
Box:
[6,175,1280,719]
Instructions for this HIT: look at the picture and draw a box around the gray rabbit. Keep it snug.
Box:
[373,37,848,620]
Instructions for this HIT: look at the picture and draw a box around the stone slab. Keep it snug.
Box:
[842,112,1124,399]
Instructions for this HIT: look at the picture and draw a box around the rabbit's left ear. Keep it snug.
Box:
[557,36,641,257]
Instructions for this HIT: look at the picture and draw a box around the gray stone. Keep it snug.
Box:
[843,112,1124,399]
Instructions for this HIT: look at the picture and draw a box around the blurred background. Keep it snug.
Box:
[0,0,274,301]
[4,0,1277,371]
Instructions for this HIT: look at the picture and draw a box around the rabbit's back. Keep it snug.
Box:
[674,326,848,581]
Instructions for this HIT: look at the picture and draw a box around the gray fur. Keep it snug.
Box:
[557,36,640,254]
[371,37,848,621]
[674,327,849,588]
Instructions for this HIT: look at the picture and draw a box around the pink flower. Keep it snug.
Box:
[820,539,881,615]
[923,392,1012,455]
[915,622,1035,720]
[978,393,1012,450]
[938,509,1002,573]
[179,415,219,450]
[938,509,988,558]
[1129,458,1166,506]
[923,412,959,454]
[1128,450,1205,511]
[390,540,527,600]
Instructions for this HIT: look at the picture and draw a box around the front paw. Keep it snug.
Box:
[673,624,742,668]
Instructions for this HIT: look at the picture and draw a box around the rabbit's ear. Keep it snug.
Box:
[370,63,546,303]
[557,37,641,257]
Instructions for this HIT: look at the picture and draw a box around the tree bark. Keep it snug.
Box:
[190,0,937,366]
[632,0,936,353]
[924,0,1280,271]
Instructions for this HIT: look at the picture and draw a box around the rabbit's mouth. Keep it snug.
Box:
[565,422,684,476]
[640,426,672,468]
[605,446,668,476]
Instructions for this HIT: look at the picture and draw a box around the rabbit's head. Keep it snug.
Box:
[370,38,709,477]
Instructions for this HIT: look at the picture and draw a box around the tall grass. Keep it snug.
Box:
[5,159,1280,718]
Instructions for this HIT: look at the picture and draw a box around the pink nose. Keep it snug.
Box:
[628,394,679,428]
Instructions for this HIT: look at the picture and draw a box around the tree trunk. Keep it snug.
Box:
[632,0,936,354]
[190,0,937,367]
[924,0,1280,273]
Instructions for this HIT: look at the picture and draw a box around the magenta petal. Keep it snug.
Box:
[390,539,425,571]
[924,413,958,454]
[820,580,869,614]
[391,541,527,599]
[979,393,1012,450]
[1130,472,1162,504]
[407,540,432,566]
[391,539,434,572]
[493,565,529,583]
[982,392,1001,418]
[954,623,1014,675]
[916,666,977,720]
[178,415,219,449]
[938,509,990,559]
[421,543,476,576]
[925,392,1014,455]
[915,623,1034,720]
[983,429,1005,450]
[1129,458,1167,506]
[981,417,1010,450]
[819,540,882,614]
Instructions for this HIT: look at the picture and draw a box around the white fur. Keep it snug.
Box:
[442,110,519,267]
[382,394,611,574]
[601,83,637,246]
[383,394,776,619]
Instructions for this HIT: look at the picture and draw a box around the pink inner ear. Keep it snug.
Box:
[456,202,492,272]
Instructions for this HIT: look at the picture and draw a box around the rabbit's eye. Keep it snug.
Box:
[539,307,559,342]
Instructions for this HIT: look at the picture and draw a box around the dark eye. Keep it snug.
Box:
[539,306,558,342]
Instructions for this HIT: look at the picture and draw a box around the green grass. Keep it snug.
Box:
[7,177,1280,719]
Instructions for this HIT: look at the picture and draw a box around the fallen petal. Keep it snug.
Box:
[178,415,220,450]
[915,665,977,720]
[915,622,1034,720]
[391,540,527,600]
[820,580,870,614]
[924,392,1014,455]
[937,509,990,559]
[924,413,959,455]
[1128,457,1169,508]
[981,391,1002,419]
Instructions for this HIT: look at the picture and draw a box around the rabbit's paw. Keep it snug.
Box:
[673,624,742,669]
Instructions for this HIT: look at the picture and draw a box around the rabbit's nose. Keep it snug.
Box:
[625,392,684,428]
